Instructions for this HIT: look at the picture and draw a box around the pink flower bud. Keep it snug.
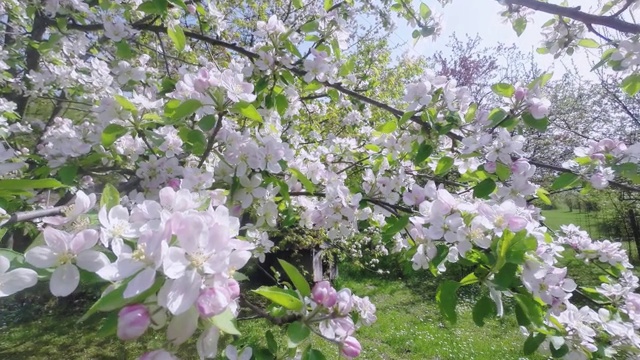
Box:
[186,4,196,14]
[341,336,361,359]
[118,304,151,340]
[514,87,527,102]
[484,161,497,173]
[196,287,231,318]
[312,281,337,308]
[227,279,240,299]
[167,178,181,190]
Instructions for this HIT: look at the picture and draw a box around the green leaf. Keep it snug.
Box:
[338,58,356,77]
[168,0,187,10]
[536,188,552,205]
[472,296,496,326]
[459,272,478,286]
[551,172,580,190]
[287,321,310,348]
[266,330,278,354]
[168,24,186,52]
[382,215,409,239]
[58,165,78,185]
[101,124,128,147]
[302,347,326,360]
[169,99,201,120]
[435,156,454,175]
[473,179,496,199]
[376,120,397,133]
[293,0,303,9]
[96,312,118,337]
[436,280,460,324]
[278,259,311,297]
[323,0,333,10]
[0,179,63,190]
[512,17,527,36]
[488,108,508,125]
[288,168,316,194]
[495,162,511,181]
[522,113,549,131]
[186,129,206,156]
[524,333,547,355]
[529,72,553,89]
[137,0,168,14]
[414,143,433,165]
[79,277,163,322]
[0,248,25,263]
[198,115,217,132]
[300,20,319,33]
[115,41,134,59]
[491,83,515,97]
[513,293,544,327]
[550,343,569,358]
[211,308,241,335]
[233,102,263,122]
[577,38,599,48]
[364,144,380,152]
[419,3,431,19]
[114,95,137,114]
[493,262,518,289]
[253,286,303,311]
[399,110,416,125]
[275,94,288,116]
[621,73,640,97]
[100,183,120,210]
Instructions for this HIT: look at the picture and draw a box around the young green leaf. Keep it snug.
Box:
[491,83,515,97]
[100,183,120,210]
[101,124,128,147]
[278,259,311,297]
[436,280,460,324]
[168,24,186,52]
[435,156,454,175]
[287,321,311,348]
[253,286,303,311]
[473,178,496,199]
[551,172,580,190]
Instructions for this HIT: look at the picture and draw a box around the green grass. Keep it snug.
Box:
[0,269,543,360]
[541,208,603,238]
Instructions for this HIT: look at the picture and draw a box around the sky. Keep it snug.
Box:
[383,0,606,80]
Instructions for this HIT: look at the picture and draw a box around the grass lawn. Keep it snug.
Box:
[0,268,543,360]
[541,208,603,238]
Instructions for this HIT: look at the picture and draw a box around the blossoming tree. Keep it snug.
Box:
[1,0,640,358]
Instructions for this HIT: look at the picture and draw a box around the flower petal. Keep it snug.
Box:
[167,307,199,346]
[76,250,110,272]
[109,205,130,222]
[25,246,59,268]
[165,270,201,315]
[50,263,80,297]
[0,268,38,297]
[196,326,220,360]
[0,255,9,274]
[124,267,156,299]
[70,229,99,254]
[43,227,70,253]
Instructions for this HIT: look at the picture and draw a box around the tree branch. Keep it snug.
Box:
[506,0,640,34]
[2,206,65,226]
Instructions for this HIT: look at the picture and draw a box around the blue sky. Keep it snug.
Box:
[385,0,604,80]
